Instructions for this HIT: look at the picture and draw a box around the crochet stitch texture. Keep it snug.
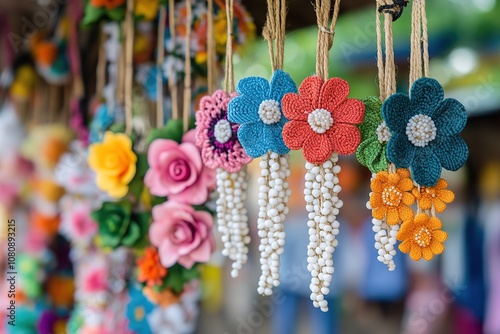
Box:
[382,77,469,186]
[227,70,297,158]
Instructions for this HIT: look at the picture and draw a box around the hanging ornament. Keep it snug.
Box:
[281,0,365,311]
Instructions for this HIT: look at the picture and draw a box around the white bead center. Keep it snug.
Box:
[308,109,333,134]
[258,99,281,125]
[214,119,232,144]
[405,114,437,147]
[376,121,391,143]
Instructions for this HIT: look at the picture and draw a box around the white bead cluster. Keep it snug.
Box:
[216,168,250,278]
[257,152,291,296]
[258,99,281,125]
[214,119,232,144]
[308,108,334,134]
[376,121,391,143]
[304,154,342,312]
[405,114,437,147]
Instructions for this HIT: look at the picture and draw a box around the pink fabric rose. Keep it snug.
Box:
[144,130,216,205]
[149,201,215,269]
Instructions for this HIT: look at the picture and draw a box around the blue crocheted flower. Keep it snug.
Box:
[227,69,297,158]
[126,284,154,334]
[382,77,468,186]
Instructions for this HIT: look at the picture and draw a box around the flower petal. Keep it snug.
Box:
[399,239,411,253]
[434,98,467,136]
[282,93,312,121]
[435,179,448,190]
[332,98,365,125]
[411,147,442,186]
[235,76,270,102]
[410,243,422,261]
[328,124,361,155]
[356,137,382,168]
[433,198,447,213]
[227,95,261,124]
[410,77,444,118]
[370,192,383,209]
[428,217,443,230]
[386,133,415,168]
[432,230,448,243]
[282,120,314,150]
[419,196,432,210]
[264,124,290,155]
[298,76,324,110]
[397,178,414,192]
[371,176,386,192]
[303,133,333,165]
[320,77,350,111]
[398,205,414,223]
[372,206,386,220]
[422,247,434,261]
[386,208,399,225]
[237,123,268,158]
[430,135,469,172]
[437,189,455,203]
[269,70,298,102]
[382,93,412,133]
[430,240,445,255]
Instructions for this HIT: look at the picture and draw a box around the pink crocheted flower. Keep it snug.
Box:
[195,90,252,173]
[144,130,216,205]
[149,201,215,269]
[61,202,98,244]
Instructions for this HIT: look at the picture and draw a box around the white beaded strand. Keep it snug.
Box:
[216,167,251,278]
[305,153,341,312]
[257,152,291,296]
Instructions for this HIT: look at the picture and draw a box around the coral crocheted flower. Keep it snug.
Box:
[397,212,448,261]
[356,96,390,173]
[195,90,252,172]
[282,76,365,164]
[412,178,455,213]
[227,70,297,158]
[90,0,125,10]
[370,168,415,225]
[137,247,168,288]
[88,131,137,198]
[382,77,469,186]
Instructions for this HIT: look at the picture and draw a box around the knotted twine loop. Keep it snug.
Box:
[375,0,397,101]
[156,6,167,128]
[224,0,235,92]
[207,0,217,94]
[183,0,193,132]
[262,0,287,71]
[315,0,341,81]
[168,0,180,120]
[409,0,429,87]
[378,0,408,21]
[124,0,135,136]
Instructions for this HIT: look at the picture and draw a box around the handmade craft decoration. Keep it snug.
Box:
[281,0,365,311]
[195,0,252,278]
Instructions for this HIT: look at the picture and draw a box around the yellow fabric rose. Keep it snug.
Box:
[88,132,137,198]
[134,0,160,21]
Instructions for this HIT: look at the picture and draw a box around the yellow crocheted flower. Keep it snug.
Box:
[134,0,159,20]
[370,168,415,225]
[412,178,454,213]
[88,132,137,198]
[397,212,448,261]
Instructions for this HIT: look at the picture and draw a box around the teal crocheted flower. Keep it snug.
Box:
[356,97,389,173]
[227,70,297,158]
[382,77,468,186]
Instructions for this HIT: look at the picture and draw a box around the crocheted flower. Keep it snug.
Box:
[412,178,455,213]
[370,168,415,225]
[31,212,60,238]
[126,285,154,334]
[382,77,469,186]
[134,0,159,20]
[397,212,448,261]
[356,97,390,173]
[227,70,297,158]
[60,201,98,245]
[88,131,137,198]
[282,76,365,164]
[195,90,252,172]
[137,247,168,288]
[149,201,215,269]
[90,0,125,10]
[143,286,180,308]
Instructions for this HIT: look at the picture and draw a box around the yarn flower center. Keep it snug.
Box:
[414,226,432,247]
[258,99,281,125]
[214,119,232,144]
[308,108,334,134]
[381,185,402,207]
[376,121,391,143]
[405,114,437,147]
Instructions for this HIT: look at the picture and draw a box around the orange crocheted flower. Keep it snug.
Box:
[412,178,455,213]
[34,41,58,66]
[282,76,364,164]
[143,286,180,307]
[137,247,168,288]
[397,212,448,261]
[370,168,415,225]
[32,212,60,237]
[90,0,125,10]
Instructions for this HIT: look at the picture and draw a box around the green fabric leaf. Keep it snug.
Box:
[82,3,105,26]
[356,137,387,173]
[369,149,389,173]
[160,263,200,294]
[106,6,126,21]
[127,152,148,200]
[146,119,185,145]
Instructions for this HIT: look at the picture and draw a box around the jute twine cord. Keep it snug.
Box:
[315,0,341,81]
[124,0,135,136]
[207,0,217,93]
[224,0,235,92]
[183,0,193,132]
[409,0,429,87]
[169,0,180,120]
[375,0,397,101]
[96,25,107,99]
[156,6,166,128]
[262,0,286,71]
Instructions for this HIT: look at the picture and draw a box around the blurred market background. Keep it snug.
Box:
[1,0,500,333]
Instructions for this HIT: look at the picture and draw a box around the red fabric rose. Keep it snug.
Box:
[282,76,365,164]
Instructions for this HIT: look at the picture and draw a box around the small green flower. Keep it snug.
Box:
[92,201,150,249]
[356,97,389,173]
